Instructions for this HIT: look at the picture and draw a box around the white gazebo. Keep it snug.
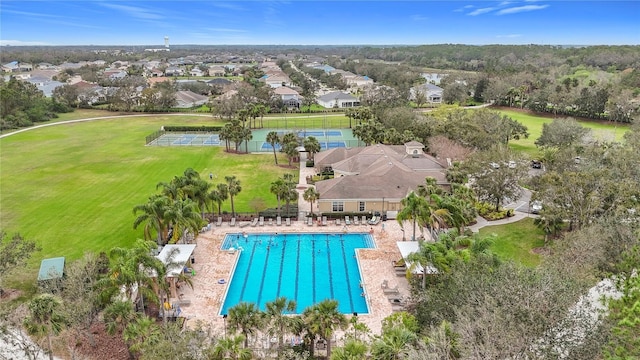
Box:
[396,241,438,275]
[156,244,197,298]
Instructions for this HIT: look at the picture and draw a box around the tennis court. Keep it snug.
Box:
[147,133,221,146]
[146,128,360,152]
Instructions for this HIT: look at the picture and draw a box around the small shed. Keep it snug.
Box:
[37,257,65,282]
[396,242,438,275]
[156,245,196,299]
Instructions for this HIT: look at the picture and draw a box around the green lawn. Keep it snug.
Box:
[500,109,630,156]
[0,115,294,276]
[478,218,546,267]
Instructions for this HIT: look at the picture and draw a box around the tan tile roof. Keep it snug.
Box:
[314,143,448,200]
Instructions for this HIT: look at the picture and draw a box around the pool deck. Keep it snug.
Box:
[179,220,409,334]
[180,219,408,336]
[177,154,410,338]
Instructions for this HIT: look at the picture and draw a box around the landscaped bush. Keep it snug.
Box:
[306,160,314,167]
[475,202,511,221]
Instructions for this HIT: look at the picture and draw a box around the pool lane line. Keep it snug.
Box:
[276,238,286,297]
[339,238,355,312]
[326,238,334,299]
[238,241,258,301]
[256,238,272,307]
[312,238,316,303]
[295,236,300,303]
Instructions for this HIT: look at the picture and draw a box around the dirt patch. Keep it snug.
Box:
[0,288,23,302]
[70,323,129,360]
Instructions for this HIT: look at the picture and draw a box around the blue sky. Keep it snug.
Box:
[1,1,638,46]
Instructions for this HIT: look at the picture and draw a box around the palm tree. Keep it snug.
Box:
[99,239,165,312]
[284,188,299,217]
[208,183,229,216]
[266,131,280,165]
[103,300,138,336]
[225,175,242,217]
[164,198,204,243]
[123,315,161,358]
[133,194,170,245]
[213,335,253,360]
[227,302,264,348]
[270,179,288,217]
[416,177,442,198]
[24,294,66,360]
[370,326,417,360]
[265,297,297,358]
[302,299,348,359]
[303,187,320,216]
[331,339,368,360]
[396,192,429,241]
[303,136,321,161]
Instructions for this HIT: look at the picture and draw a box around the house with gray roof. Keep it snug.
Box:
[314,142,448,217]
[317,91,360,108]
[409,83,443,104]
[175,90,209,108]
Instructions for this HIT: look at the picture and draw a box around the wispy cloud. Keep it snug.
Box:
[497,34,523,38]
[99,3,163,20]
[468,7,496,16]
[210,2,246,12]
[1,9,63,18]
[454,4,474,12]
[497,4,549,15]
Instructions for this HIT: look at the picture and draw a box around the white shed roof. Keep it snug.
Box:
[396,241,438,275]
[156,244,196,277]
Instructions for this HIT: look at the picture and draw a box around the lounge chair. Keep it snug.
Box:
[381,280,400,294]
[259,216,264,226]
[276,216,282,226]
[250,218,259,227]
[383,285,400,295]
[345,216,351,225]
[368,216,379,225]
[216,216,222,227]
[361,215,367,224]
[286,217,291,226]
[353,216,359,225]
[322,216,327,226]
[307,217,313,226]
[268,218,274,226]
[230,218,236,227]
[335,218,341,226]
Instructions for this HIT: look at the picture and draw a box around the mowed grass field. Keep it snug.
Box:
[0,114,296,278]
[499,109,630,155]
[479,218,546,267]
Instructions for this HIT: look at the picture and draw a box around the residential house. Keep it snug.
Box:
[314,142,448,217]
[409,83,443,104]
[149,68,165,77]
[175,90,209,108]
[103,69,128,80]
[165,66,184,77]
[26,76,65,97]
[189,68,205,77]
[2,61,33,73]
[273,86,302,109]
[208,65,226,77]
[262,74,291,88]
[317,91,360,108]
[147,77,172,87]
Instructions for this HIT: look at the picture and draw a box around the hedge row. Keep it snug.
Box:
[163,125,223,132]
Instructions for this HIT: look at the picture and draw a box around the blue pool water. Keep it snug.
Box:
[220,232,375,315]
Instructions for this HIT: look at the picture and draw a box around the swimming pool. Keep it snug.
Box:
[220,232,375,315]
